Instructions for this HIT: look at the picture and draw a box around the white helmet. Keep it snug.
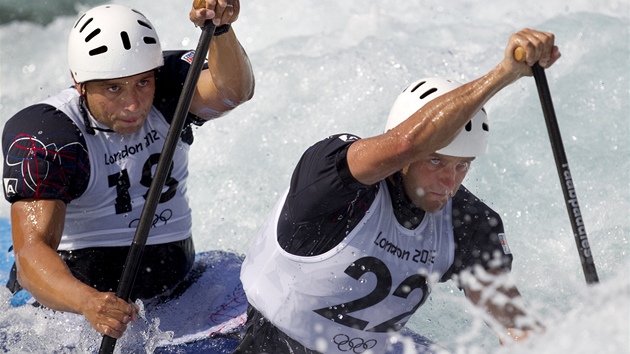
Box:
[68,4,164,83]
[385,77,489,157]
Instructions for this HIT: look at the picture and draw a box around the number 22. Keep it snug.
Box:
[313,256,429,332]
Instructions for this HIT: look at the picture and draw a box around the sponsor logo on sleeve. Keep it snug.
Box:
[180,50,196,64]
[3,178,17,196]
[498,233,511,254]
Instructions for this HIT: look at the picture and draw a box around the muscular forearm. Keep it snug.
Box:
[348,63,518,185]
[188,0,255,119]
[398,63,518,159]
[10,199,87,312]
[207,29,254,105]
[13,229,137,338]
[15,243,98,314]
[190,28,255,119]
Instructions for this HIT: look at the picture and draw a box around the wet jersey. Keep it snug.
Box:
[240,133,513,354]
[242,183,457,353]
[2,50,207,250]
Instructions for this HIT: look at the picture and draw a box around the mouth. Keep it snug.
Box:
[428,190,454,200]
[429,191,448,197]
[119,117,140,125]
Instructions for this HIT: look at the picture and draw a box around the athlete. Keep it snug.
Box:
[236,28,558,354]
[2,1,253,339]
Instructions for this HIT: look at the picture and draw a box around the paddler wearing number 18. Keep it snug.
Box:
[2,0,253,339]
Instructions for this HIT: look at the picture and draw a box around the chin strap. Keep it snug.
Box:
[79,94,114,135]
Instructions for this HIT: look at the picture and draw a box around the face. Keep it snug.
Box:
[79,71,156,135]
[401,153,474,213]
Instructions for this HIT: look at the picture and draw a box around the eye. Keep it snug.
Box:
[107,85,120,93]
[137,79,149,87]
[455,161,470,172]
[429,157,441,165]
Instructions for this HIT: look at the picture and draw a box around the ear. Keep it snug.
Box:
[70,70,83,93]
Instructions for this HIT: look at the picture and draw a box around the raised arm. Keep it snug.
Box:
[346,28,559,186]
[11,199,138,339]
[189,0,255,120]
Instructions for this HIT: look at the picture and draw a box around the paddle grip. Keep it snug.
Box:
[514,47,526,62]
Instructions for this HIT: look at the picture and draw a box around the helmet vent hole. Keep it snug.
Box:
[465,121,472,132]
[410,81,427,93]
[75,14,87,29]
[137,20,153,30]
[482,122,489,131]
[144,37,157,44]
[89,46,107,56]
[121,31,131,50]
[85,28,100,42]
[79,18,93,32]
[419,88,438,99]
[132,9,147,17]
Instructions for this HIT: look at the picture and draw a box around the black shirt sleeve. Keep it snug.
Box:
[440,186,513,286]
[154,50,210,145]
[277,134,378,256]
[2,104,89,203]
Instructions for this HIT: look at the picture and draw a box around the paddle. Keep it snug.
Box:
[514,47,599,285]
[98,19,217,354]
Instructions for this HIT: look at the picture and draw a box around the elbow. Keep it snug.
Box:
[194,77,255,120]
[12,257,32,294]
[239,75,255,105]
[222,74,255,109]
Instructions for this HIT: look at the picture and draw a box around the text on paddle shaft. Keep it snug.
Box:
[563,164,592,258]
[373,231,435,264]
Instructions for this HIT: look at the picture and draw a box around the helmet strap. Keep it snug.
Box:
[78,91,114,135]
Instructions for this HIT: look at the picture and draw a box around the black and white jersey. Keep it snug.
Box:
[241,133,513,353]
[2,50,208,250]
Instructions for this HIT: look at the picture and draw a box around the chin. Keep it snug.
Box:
[115,125,143,135]
[420,200,448,213]
[417,204,439,213]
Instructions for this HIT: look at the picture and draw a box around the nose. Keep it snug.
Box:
[123,90,141,112]
[437,165,457,191]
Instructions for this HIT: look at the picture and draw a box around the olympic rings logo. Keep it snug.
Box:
[333,334,377,353]
[129,208,173,228]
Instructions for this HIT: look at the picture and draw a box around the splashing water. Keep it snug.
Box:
[0,0,628,353]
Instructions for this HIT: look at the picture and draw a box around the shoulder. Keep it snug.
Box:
[299,134,362,168]
[3,103,89,203]
[441,186,512,283]
[294,133,365,189]
[451,185,502,230]
[3,103,84,145]
[154,50,207,134]
[155,50,202,88]
[315,133,361,149]
[278,134,378,256]
[282,133,374,228]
